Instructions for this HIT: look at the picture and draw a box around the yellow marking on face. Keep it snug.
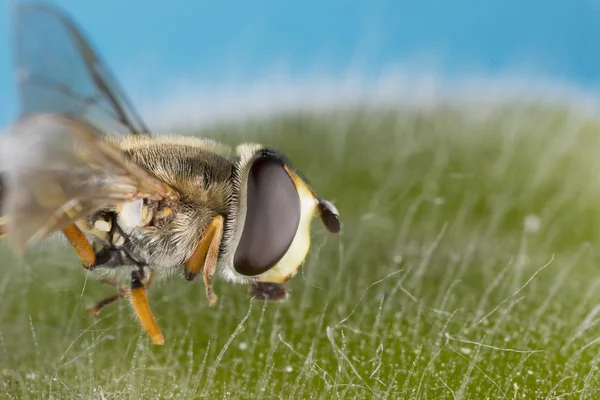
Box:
[257,167,318,283]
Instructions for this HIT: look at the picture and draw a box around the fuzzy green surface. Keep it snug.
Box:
[2,103,600,399]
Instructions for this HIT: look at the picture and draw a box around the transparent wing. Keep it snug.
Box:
[1,114,179,253]
[1,4,177,252]
[13,2,150,135]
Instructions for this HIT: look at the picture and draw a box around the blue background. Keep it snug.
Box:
[0,0,598,126]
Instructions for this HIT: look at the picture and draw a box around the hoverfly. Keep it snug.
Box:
[0,3,340,345]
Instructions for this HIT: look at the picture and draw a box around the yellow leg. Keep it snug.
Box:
[62,224,96,268]
[4,222,96,267]
[184,215,224,306]
[130,269,164,345]
[89,274,163,345]
[60,222,162,345]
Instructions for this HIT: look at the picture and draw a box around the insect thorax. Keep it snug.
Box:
[84,137,238,272]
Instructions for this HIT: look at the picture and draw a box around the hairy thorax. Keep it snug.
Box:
[87,136,236,273]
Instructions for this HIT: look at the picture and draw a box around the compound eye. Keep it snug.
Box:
[234,156,301,276]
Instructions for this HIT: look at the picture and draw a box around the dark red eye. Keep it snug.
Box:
[233,155,300,276]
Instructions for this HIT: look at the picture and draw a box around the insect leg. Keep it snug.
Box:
[62,224,97,268]
[0,216,6,239]
[88,278,128,316]
[88,293,122,316]
[202,217,223,307]
[184,215,224,307]
[129,267,164,345]
[183,216,216,280]
[88,270,155,316]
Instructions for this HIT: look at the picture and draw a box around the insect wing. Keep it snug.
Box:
[13,2,150,136]
[1,4,179,252]
[1,114,177,253]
